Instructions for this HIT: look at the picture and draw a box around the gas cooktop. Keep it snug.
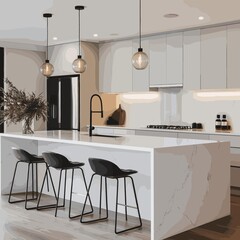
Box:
[146,125,192,130]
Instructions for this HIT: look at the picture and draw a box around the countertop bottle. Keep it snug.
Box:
[215,114,221,130]
[221,114,228,130]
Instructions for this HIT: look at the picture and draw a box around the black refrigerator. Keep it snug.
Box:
[47,74,80,131]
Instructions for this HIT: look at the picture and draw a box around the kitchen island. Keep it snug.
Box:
[0,131,230,240]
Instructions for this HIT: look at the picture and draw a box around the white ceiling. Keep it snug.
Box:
[1,0,240,46]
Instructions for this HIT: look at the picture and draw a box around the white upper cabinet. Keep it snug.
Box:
[132,39,150,92]
[111,40,133,93]
[183,30,201,90]
[99,40,149,93]
[201,26,227,89]
[167,32,183,86]
[149,34,167,87]
[99,42,112,93]
[227,23,240,88]
[149,32,183,87]
[99,40,132,93]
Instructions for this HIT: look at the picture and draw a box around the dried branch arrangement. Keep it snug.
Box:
[0,78,48,133]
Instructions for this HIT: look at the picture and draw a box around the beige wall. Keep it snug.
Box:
[49,42,117,130]
[5,48,46,132]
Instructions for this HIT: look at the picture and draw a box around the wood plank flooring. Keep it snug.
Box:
[1,194,240,239]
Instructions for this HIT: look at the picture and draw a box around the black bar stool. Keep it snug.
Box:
[80,158,142,234]
[37,152,93,218]
[9,148,50,210]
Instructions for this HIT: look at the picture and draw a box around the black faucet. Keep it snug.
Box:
[89,94,103,136]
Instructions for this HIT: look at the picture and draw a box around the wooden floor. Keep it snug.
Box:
[1,194,240,240]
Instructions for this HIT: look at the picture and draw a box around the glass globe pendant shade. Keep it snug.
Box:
[72,55,87,73]
[132,48,149,70]
[40,60,54,77]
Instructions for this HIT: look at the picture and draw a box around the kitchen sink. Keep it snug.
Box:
[91,134,121,138]
[82,132,121,138]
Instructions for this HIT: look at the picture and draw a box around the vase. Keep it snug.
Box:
[22,118,34,134]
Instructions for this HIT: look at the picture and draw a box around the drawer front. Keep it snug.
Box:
[209,134,240,147]
[94,128,114,135]
[135,130,178,138]
[114,129,135,135]
[178,132,209,140]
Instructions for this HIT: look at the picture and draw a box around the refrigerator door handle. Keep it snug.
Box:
[58,80,61,128]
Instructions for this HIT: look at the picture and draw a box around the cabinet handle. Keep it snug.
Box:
[58,80,61,128]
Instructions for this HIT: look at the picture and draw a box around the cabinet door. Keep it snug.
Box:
[227,24,240,88]
[99,42,112,93]
[167,32,183,86]
[135,130,178,138]
[149,34,167,87]
[178,132,209,140]
[111,40,133,93]
[132,39,149,91]
[183,30,201,90]
[201,26,227,89]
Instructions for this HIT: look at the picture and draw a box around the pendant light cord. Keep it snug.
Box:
[46,17,49,60]
[139,0,142,49]
[78,9,81,56]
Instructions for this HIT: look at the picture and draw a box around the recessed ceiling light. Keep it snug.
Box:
[93,34,98,37]
[164,13,179,18]
[53,37,58,41]
[198,16,204,21]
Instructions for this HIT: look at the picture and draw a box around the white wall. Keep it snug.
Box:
[5,48,46,132]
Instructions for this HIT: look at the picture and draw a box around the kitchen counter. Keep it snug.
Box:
[1,130,219,151]
[93,124,240,136]
[0,131,230,240]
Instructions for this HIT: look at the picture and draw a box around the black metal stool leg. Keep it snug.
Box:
[37,167,58,210]
[35,163,38,198]
[115,177,142,234]
[124,177,128,221]
[80,168,94,214]
[55,169,63,217]
[129,176,142,228]
[99,176,102,215]
[63,169,67,207]
[69,168,94,219]
[80,174,109,223]
[8,161,22,203]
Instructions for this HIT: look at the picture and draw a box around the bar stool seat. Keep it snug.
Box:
[8,148,50,210]
[80,158,142,234]
[37,152,93,219]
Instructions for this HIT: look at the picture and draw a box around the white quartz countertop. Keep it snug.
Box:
[94,125,240,136]
[0,130,218,152]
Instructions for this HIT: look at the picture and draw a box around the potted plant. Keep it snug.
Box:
[0,78,47,134]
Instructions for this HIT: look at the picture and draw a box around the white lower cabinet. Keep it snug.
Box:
[178,132,209,140]
[93,127,135,136]
[135,130,178,138]
[93,127,114,135]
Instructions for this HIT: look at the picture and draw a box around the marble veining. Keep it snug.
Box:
[0,131,230,240]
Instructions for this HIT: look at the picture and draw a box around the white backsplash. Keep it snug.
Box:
[182,90,240,132]
[118,88,240,133]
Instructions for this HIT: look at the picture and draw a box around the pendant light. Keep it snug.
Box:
[132,0,149,70]
[40,13,54,77]
[72,6,87,73]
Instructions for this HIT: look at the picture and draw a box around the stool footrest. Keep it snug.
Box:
[117,203,137,209]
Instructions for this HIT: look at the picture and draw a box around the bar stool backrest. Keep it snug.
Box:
[42,152,70,169]
[12,147,35,162]
[89,158,122,177]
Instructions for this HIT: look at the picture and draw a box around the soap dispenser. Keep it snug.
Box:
[215,114,221,130]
